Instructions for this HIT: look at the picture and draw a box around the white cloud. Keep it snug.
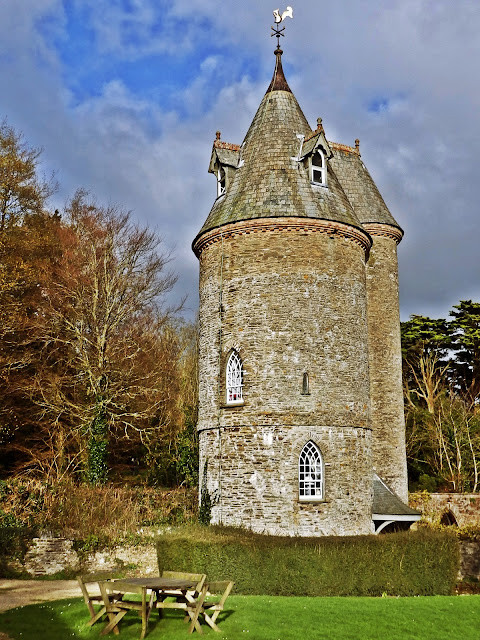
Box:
[0,0,479,321]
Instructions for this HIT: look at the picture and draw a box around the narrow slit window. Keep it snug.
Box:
[302,372,310,395]
[311,150,326,186]
[226,351,243,404]
[299,441,324,501]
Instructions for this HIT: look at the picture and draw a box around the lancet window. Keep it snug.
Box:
[217,167,226,197]
[299,441,324,501]
[311,149,327,186]
[226,351,243,404]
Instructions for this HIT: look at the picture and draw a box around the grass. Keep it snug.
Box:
[1,594,480,640]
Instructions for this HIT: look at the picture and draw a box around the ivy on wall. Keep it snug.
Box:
[86,399,108,485]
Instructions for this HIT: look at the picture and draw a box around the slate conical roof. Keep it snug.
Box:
[329,145,403,232]
[194,48,364,244]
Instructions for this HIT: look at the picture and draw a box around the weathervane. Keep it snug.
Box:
[271,6,293,48]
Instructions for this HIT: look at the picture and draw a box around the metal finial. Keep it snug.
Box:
[271,6,293,49]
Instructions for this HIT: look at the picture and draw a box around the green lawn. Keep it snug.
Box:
[0,594,479,640]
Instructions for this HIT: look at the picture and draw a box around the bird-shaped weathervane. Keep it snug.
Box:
[271,6,293,47]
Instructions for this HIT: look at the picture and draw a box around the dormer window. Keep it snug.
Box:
[208,133,241,200]
[217,167,226,198]
[226,351,243,405]
[311,150,327,186]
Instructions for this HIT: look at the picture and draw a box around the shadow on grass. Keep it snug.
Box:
[0,598,220,639]
[0,599,85,639]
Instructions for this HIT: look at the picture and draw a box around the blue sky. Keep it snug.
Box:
[1,0,480,321]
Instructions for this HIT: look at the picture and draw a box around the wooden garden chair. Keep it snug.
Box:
[200,581,234,632]
[99,580,156,640]
[77,571,123,628]
[159,571,206,598]
[155,572,208,633]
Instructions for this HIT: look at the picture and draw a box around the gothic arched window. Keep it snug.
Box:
[311,150,326,186]
[226,351,243,405]
[299,441,324,501]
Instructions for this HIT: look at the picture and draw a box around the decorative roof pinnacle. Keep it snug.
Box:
[213,134,241,152]
[266,45,292,94]
[303,119,325,143]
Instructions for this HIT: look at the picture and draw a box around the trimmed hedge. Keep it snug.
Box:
[156,526,459,596]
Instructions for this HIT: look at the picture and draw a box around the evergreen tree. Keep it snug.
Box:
[448,300,480,402]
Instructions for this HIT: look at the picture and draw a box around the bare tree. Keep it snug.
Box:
[29,190,183,483]
[430,395,480,492]
[404,362,480,492]
[406,352,448,415]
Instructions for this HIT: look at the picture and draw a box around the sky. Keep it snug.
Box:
[1,0,479,322]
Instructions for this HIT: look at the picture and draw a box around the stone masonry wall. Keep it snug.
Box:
[11,537,158,577]
[410,492,480,528]
[200,424,373,536]
[197,224,374,536]
[410,493,480,581]
[365,231,408,501]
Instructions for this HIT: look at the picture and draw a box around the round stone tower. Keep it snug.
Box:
[364,226,408,501]
[329,149,408,502]
[193,47,376,536]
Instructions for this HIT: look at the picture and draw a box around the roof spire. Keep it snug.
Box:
[266,46,292,94]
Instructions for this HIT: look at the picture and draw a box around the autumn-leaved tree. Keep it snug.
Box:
[0,120,58,472]
[0,119,56,231]
[144,319,199,487]
[0,122,197,487]
[29,190,183,484]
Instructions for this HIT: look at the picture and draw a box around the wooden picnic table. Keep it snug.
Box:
[99,576,207,639]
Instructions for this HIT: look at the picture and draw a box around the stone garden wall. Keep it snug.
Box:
[410,492,480,527]
[10,536,158,577]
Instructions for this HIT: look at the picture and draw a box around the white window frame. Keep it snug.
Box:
[299,441,324,501]
[226,351,243,405]
[217,167,226,198]
[311,149,327,186]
